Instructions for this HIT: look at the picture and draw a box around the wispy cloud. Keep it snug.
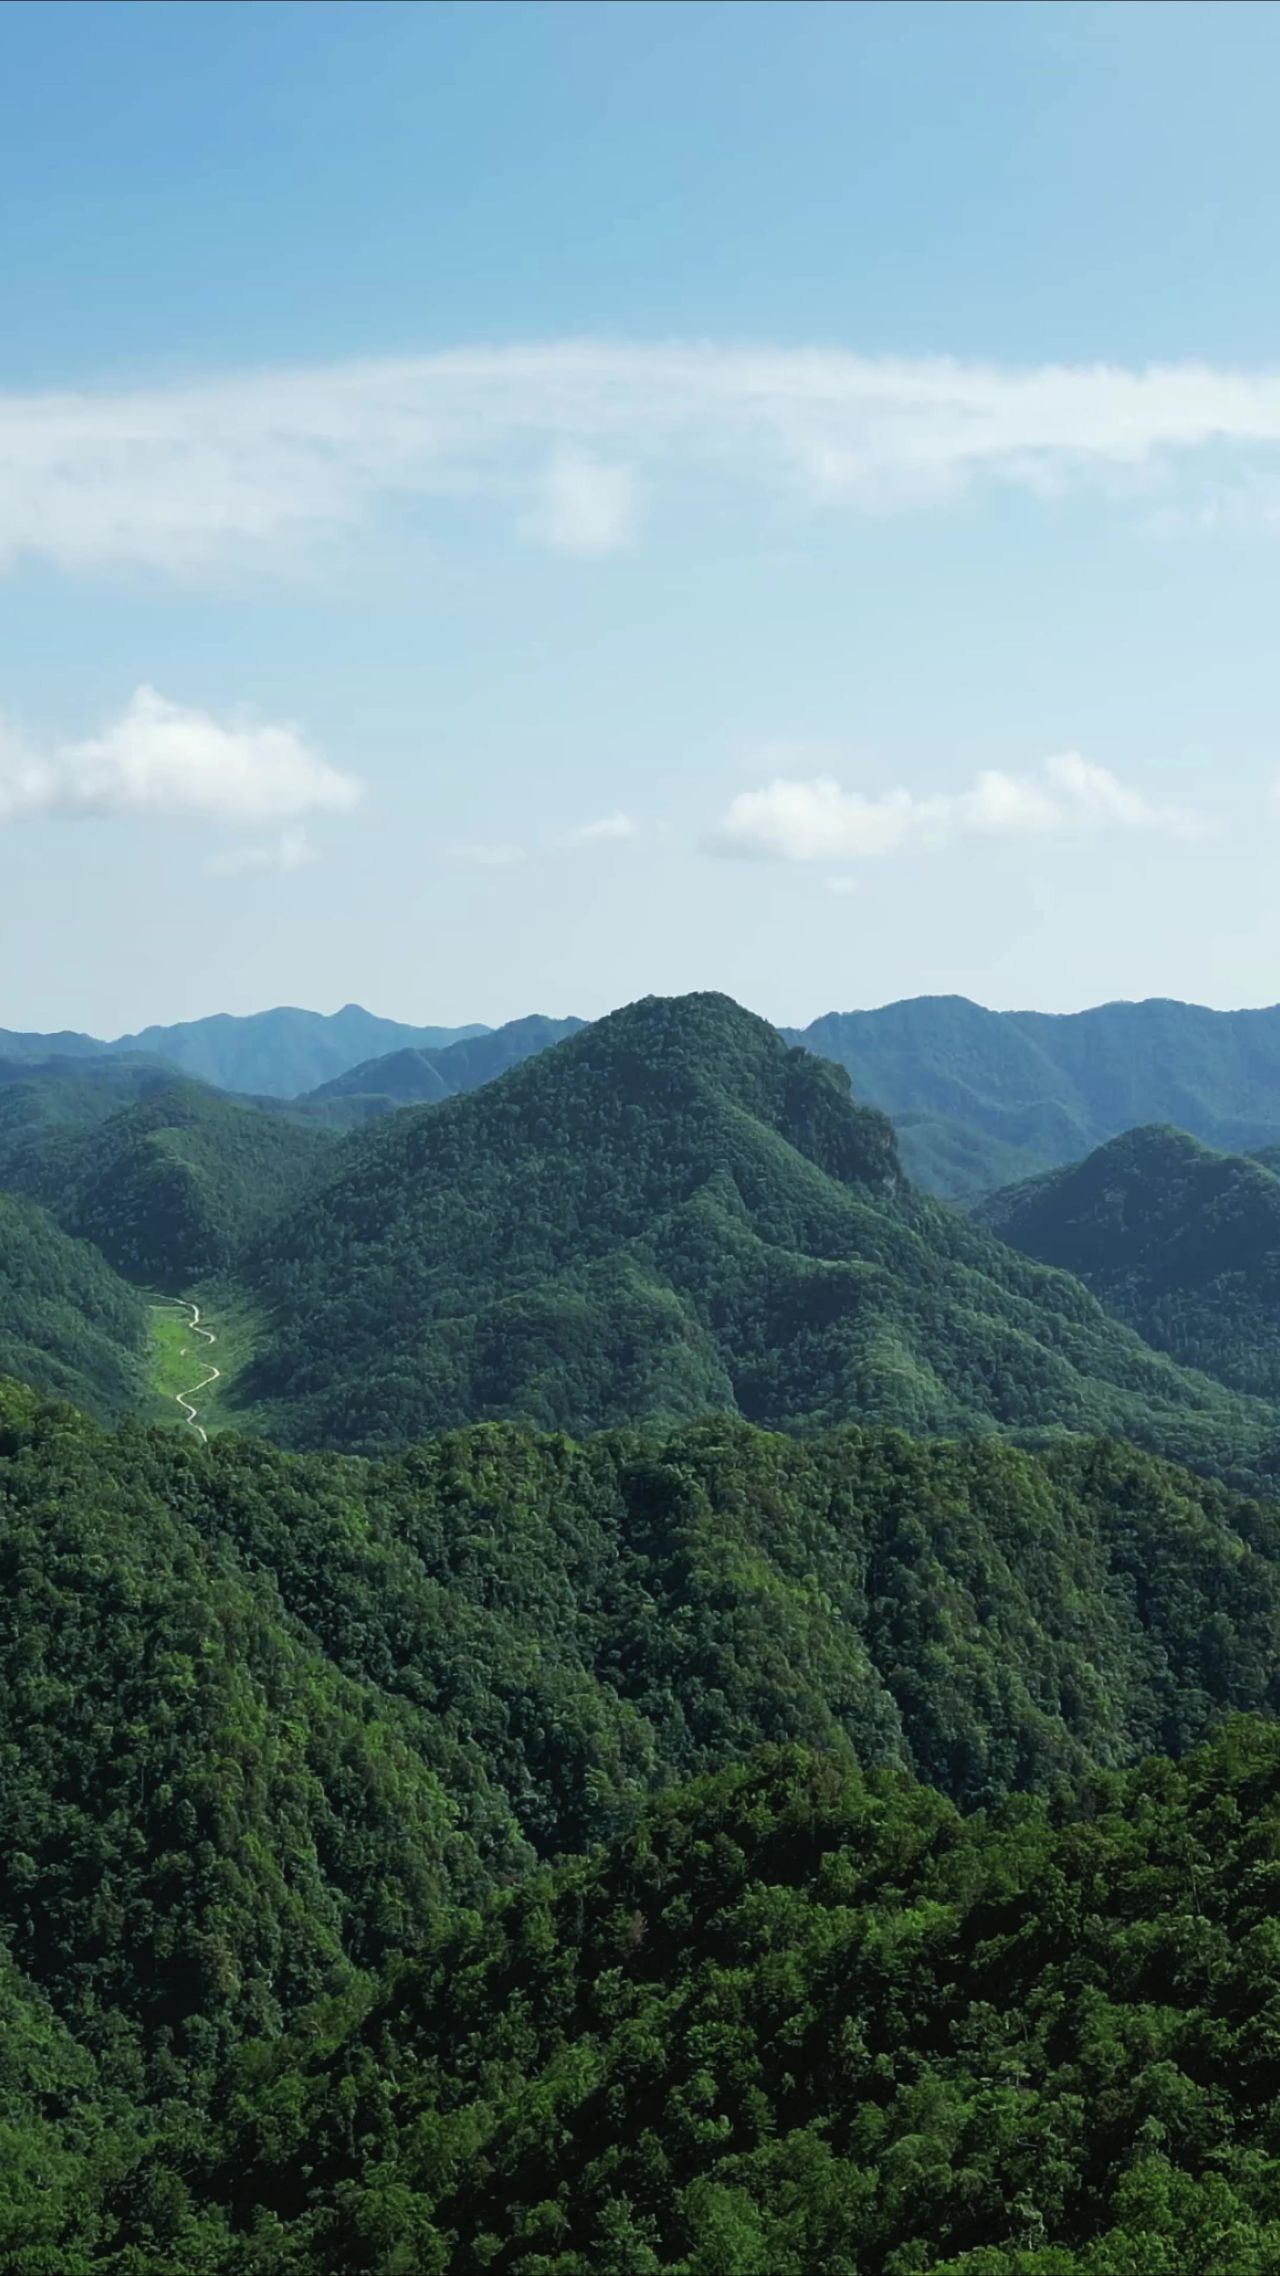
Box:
[9,343,1280,576]
[524,450,639,555]
[708,754,1203,864]
[204,826,317,877]
[568,811,638,845]
[0,686,363,827]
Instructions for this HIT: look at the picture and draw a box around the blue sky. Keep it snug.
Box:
[4,0,1280,1033]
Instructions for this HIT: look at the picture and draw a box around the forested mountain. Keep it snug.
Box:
[0,1005,487,1096]
[787,993,1280,1166]
[0,1196,146,1416]
[0,1071,336,1288]
[977,1126,1280,1403]
[12,989,1280,1163]
[7,1380,1280,2266]
[306,1013,586,1106]
[238,991,1280,1486]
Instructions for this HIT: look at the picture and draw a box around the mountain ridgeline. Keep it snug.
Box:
[304,1013,587,1106]
[787,992,1280,1167]
[233,992,1280,1489]
[0,1003,488,1096]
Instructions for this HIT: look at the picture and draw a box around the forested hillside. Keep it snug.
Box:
[238,992,1280,1488]
[977,1126,1280,1402]
[0,1072,336,1288]
[6,1377,1280,2276]
[0,1196,146,1415]
[166,1721,1280,2276]
[789,993,1280,1165]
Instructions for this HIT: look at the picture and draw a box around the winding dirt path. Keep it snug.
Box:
[150,1299,220,1445]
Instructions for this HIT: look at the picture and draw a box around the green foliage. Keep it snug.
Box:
[240,994,1280,1489]
[0,1382,485,2103]
[47,1721,1280,2273]
[5,1388,1280,2262]
[0,1190,146,1417]
[978,1125,1280,1401]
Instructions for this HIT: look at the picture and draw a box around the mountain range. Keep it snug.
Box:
[9,982,1280,2266]
[5,989,1280,1489]
[0,1003,488,1096]
[16,989,1280,1196]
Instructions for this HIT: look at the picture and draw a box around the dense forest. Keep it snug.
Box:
[977,1125,1280,1402]
[5,1371,1280,2274]
[0,1193,147,1415]
[0,1070,334,1289]
[237,995,1280,1489]
[8,988,1280,2265]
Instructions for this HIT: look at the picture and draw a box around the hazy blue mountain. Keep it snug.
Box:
[306,1012,587,1105]
[888,1109,1049,1199]
[0,1006,488,1097]
[786,993,1280,1164]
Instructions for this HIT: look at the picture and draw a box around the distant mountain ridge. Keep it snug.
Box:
[0,1005,489,1097]
[305,1014,587,1105]
[13,991,1280,1169]
[785,993,1280,1164]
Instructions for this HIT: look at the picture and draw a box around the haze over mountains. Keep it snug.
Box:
[14,989,1280,1196]
[0,1004,487,1097]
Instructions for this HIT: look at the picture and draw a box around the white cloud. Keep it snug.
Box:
[708,754,1202,864]
[0,686,363,827]
[204,827,317,877]
[525,451,638,554]
[10,344,1280,575]
[569,811,637,844]
[450,840,527,867]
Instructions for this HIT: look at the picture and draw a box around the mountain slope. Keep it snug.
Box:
[240,991,1280,1483]
[9,1388,1280,2263]
[977,1124,1280,1400]
[0,1071,337,1288]
[169,1722,1280,2276]
[307,1012,586,1105]
[788,993,1280,1164]
[0,1194,146,1416]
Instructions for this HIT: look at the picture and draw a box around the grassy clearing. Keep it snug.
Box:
[146,1287,266,1436]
